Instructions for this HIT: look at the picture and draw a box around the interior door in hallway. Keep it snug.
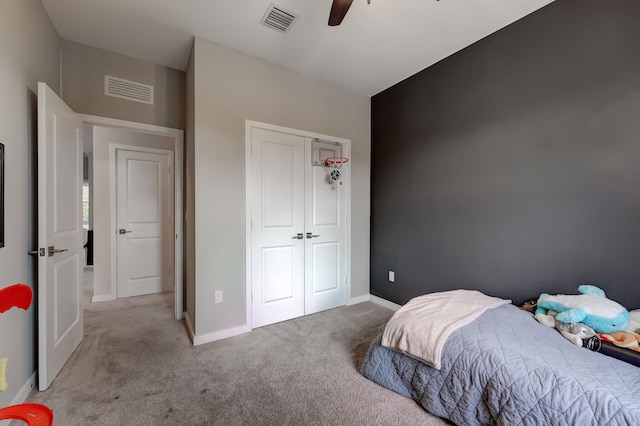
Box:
[37,82,84,391]
[116,149,173,298]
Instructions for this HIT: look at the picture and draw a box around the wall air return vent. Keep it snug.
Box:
[260,3,297,33]
[105,75,154,105]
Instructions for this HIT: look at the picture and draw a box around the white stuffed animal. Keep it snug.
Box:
[628,310,640,333]
[534,285,629,333]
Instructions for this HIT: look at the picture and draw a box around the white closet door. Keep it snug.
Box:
[251,128,305,328]
[304,138,347,314]
[250,127,349,328]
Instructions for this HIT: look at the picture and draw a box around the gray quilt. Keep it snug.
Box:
[361,304,640,425]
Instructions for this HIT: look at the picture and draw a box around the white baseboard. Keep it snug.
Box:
[9,371,36,404]
[348,294,370,305]
[192,324,251,346]
[184,312,251,346]
[369,295,402,311]
[91,294,116,303]
[183,295,398,347]
[0,372,40,425]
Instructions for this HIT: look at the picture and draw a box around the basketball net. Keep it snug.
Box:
[324,157,349,185]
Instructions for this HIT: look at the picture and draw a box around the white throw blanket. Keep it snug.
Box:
[381,290,511,369]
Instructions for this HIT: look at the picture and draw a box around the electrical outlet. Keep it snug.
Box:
[388,271,395,283]
[215,291,223,304]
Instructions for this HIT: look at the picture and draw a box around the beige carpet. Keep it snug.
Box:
[24,268,450,425]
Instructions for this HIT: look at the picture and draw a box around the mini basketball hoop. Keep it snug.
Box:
[324,157,349,184]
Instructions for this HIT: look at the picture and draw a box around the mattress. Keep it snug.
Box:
[361,304,640,425]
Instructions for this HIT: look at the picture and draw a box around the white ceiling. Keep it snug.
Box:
[41,0,554,96]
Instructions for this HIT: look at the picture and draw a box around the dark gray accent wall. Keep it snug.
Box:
[371,0,640,309]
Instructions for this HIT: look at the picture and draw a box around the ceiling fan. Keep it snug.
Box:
[328,0,371,26]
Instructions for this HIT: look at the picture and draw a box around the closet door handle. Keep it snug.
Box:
[306,233,320,239]
[48,246,68,257]
[292,233,304,240]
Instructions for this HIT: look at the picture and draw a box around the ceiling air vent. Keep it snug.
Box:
[104,75,154,105]
[260,3,297,33]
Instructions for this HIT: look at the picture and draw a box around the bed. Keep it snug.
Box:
[360,291,640,425]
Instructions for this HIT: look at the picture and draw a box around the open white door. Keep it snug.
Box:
[37,82,84,391]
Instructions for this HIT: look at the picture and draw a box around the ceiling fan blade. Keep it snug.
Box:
[328,0,354,26]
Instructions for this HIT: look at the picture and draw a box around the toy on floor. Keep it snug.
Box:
[598,331,640,352]
[534,285,629,333]
[1,283,53,425]
[0,404,53,426]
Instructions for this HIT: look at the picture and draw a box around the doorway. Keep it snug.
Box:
[81,115,184,320]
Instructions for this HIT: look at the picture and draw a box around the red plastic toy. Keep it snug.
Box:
[1,285,53,425]
[0,284,33,313]
[0,403,53,425]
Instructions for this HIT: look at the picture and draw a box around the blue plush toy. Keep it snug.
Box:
[534,285,629,333]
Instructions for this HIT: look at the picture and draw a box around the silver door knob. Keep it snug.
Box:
[306,233,320,238]
[118,229,132,234]
[292,233,304,240]
[48,246,69,257]
[28,248,45,256]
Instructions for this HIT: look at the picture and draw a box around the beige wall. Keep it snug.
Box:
[0,0,61,406]
[185,48,196,320]
[91,126,176,300]
[189,38,370,337]
[62,41,186,130]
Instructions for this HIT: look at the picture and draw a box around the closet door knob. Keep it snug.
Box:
[48,246,69,257]
[306,233,320,238]
[292,233,304,240]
